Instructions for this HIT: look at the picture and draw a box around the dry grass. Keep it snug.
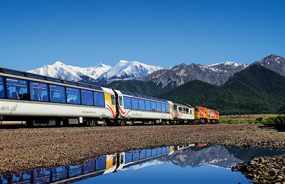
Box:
[221,114,280,124]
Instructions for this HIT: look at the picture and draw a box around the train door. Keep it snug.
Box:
[101,88,116,119]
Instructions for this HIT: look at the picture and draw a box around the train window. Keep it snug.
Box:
[2,69,25,76]
[190,110,192,114]
[30,81,49,101]
[119,96,123,106]
[166,104,170,113]
[156,102,162,112]
[183,108,186,113]
[111,95,115,105]
[66,87,80,104]
[90,85,102,90]
[0,77,5,98]
[63,81,78,86]
[124,96,131,109]
[49,84,66,103]
[185,108,189,114]
[81,90,94,106]
[6,78,28,100]
[145,100,151,111]
[174,105,177,110]
[26,73,46,80]
[46,77,62,83]
[139,99,145,110]
[178,107,182,113]
[161,103,166,112]
[78,83,90,88]
[131,98,139,110]
[94,91,105,107]
[151,101,156,111]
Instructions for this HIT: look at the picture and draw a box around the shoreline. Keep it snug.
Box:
[1,124,285,179]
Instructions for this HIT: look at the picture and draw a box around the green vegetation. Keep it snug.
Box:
[157,64,285,115]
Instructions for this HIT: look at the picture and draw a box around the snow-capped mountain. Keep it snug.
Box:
[28,61,112,82]
[144,61,249,88]
[97,60,164,83]
[158,145,243,168]
[253,54,285,76]
[28,60,164,84]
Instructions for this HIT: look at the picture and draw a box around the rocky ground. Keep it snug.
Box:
[0,124,285,182]
[232,156,285,184]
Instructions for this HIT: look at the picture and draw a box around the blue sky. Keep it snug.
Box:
[0,0,284,71]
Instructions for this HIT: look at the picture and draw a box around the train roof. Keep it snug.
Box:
[0,67,103,91]
[119,91,169,103]
[173,103,194,108]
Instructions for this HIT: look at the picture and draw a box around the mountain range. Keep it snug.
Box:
[28,60,165,85]
[28,54,285,115]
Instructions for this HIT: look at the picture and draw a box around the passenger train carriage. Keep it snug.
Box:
[173,103,195,124]
[0,67,219,126]
[113,89,174,125]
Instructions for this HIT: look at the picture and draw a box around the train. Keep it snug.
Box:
[0,67,219,127]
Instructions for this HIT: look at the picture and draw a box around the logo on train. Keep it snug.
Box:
[1,105,17,114]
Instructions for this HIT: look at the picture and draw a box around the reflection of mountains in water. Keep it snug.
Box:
[159,145,243,168]
[224,145,285,162]
[158,145,285,169]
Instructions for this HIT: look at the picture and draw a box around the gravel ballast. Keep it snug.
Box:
[0,124,285,176]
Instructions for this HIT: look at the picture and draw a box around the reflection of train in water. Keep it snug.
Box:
[0,67,219,127]
[0,145,176,184]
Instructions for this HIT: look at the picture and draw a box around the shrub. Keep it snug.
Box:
[219,116,227,124]
[255,117,263,122]
[228,119,238,124]
[248,120,253,124]
[273,115,285,124]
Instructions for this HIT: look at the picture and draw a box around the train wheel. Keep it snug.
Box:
[129,121,134,126]
[102,119,107,126]
[90,120,97,127]
[120,120,126,126]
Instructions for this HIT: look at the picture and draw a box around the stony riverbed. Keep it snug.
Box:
[0,124,285,183]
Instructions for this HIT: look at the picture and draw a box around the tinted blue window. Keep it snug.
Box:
[156,102,162,112]
[81,90,94,106]
[0,77,5,98]
[161,103,166,112]
[90,85,102,90]
[78,83,90,88]
[6,78,28,100]
[145,100,151,111]
[49,84,66,103]
[30,81,49,101]
[124,96,131,109]
[67,87,80,104]
[26,73,46,80]
[132,98,139,110]
[46,77,62,83]
[139,99,145,110]
[63,81,78,85]
[94,91,105,107]
[166,104,170,113]
[2,69,25,76]
[151,101,156,111]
